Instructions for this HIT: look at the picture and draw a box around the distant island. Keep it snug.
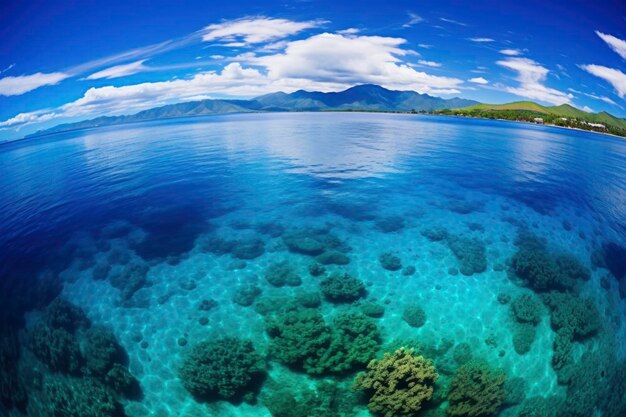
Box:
[432,102,626,137]
[21,84,626,140]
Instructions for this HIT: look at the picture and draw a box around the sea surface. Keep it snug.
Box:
[0,112,625,417]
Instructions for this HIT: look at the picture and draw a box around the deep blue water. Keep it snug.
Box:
[0,112,625,417]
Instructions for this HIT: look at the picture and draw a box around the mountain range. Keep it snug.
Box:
[22,84,626,139]
[25,85,478,138]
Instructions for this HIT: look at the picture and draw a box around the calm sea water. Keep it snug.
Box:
[0,112,624,417]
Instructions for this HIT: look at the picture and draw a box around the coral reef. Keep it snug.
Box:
[232,284,262,307]
[319,272,365,302]
[28,324,83,374]
[265,261,302,287]
[37,375,119,417]
[316,251,350,265]
[0,329,27,410]
[232,238,265,260]
[541,292,600,340]
[353,347,438,417]
[445,234,487,276]
[375,216,405,233]
[402,304,427,328]
[108,260,150,304]
[360,301,385,318]
[447,360,506,416]
[510,294,542,325]
[379,252,402,271]
[421,227,449,242]
[179,337,265,402]
[512,323,536,355]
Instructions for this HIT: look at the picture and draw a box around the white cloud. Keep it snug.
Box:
[0,72,69,96]
[582,105,593,113]
[403,13,423,28]
[417,60,441,67]
[500,49,522,56]
[580,64,626,98]
[418,43,432,49]
[440,18,466,26]
[86,60,148,80]
[0,110,56,128]
[469,77,488,84]
[338,28,360,35]
[595,31,626,59]
[468,37,494,42]
[202,17,323,45]
[568,87,620,106]
[497,57,572,105]
[252,33,462,94]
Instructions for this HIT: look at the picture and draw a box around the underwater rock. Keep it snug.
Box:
[375,216,405,233]
[107,248,131,266]
[445,234,487,276]
[43,298,91,332]
[503,377,527,406]
[108,260,149,304]
[92,262,111,280]
[265,261,302,287]
[510,294,543,325]
[447,360,506,417]
[512,323,536,355]
[353,347,438,417]
[319,272,365,302]
[200,236,236,255]
[308,262,326,277]
[255,221,285,238]
[379,252,402,271]
[326,201,377,221]
[38,375,119,417]
[83,326,125,376]
[198,298,218,311]
[283,233,325,256]
[315,251,350,265]
[0,329,27,411]
[232,238,265,260]
[497,293,511,305]
[402,265,416,276]
[360,301,385,318]
[295,292,321,308]
[28,324,83,374]
[467,222,485,232]
[452,343,473,366]
[179,338,265,402]
[447,198,484,215]
[421,227,449,242]
[541,292,600,340]
[402,304,427,328]
[602,242,626,280]
[232,284,262,307]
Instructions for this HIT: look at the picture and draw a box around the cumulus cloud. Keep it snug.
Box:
[0,72,69,96]
[497,57,572,105]
[468,37,494,42]
[252,33,462,94]
[86,60,148,80]
[595,31,626,59]
[417,60,441,67]
[202,17,323,45]
[469,77,488,84]
[403,13,423,28]
[580,64,626,98]
[500,49,522,56]
[0,110,56,128]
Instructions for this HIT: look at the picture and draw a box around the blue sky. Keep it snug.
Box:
[1,0,625,141]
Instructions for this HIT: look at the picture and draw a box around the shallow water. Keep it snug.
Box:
[0,112,625,417]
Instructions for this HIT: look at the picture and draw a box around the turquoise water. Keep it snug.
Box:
[0,112,625,417]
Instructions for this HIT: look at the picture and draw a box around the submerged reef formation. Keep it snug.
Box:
[265,261,302,287]
[379,252,402,271]
[419,227,487,275]
[353,347,438,417]
[402,304,427,328]
[265,308,380,375]
[509,232,590,292]
[179,338,265,403]
[447,360,506,416]
[319,272,366,302]
[509,294,543,355]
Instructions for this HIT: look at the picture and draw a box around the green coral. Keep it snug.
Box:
[379,252,402,271]
[541,292,600,339]
[319,272,365,302]
[266,308,380,375]
[402,304,427,328]
[179,337,265,402]
[43,298,91,332]
[40,375,119,417]
[510,294,542,325]
[447,360,506,416]
[353,347,438,417]
[512,323,536,355]
[28,324,83,374]
[265,261,302,287]
[445,234,487,276]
